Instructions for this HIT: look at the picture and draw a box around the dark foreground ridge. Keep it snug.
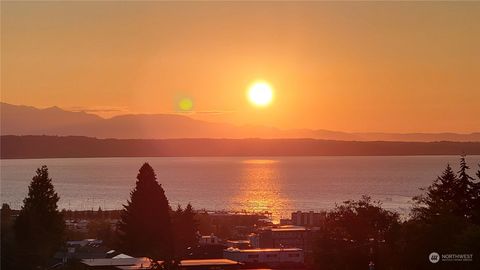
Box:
[2,135,480,159]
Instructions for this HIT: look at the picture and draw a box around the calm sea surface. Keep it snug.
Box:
[2,156,479,222]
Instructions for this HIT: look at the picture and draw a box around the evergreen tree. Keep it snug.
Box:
[183,203,199,249]
[1,203,15,270]
[172,205,184,258]
[471,164,480,224]
[477,164,480,179]
[458,155,475,183]
[457,155,476,216]
[406,157,480,269]
[411,156,479,220]
[13,165,65,269]
[412,164,460,219]
[117,163,174,260]
[172,203,199,258]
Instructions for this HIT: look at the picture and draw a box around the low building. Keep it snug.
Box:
[81,257,155,269]
[249,225,319,254]
[81,258,241,270]
[250,226,306,249]
[225,240,250,249]
[188,234,226,259]
[179,259,241,270]
[54,239,109,264]
[65,219,89,233]
[291,211,325,227]
[223,247,304,268]
[199,234,221,245]
[279,218,292,225]
[67,239,103,247]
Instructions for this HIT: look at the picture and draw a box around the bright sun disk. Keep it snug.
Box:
[247,81,273,107]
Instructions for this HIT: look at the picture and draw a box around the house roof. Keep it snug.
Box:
[179,259,241,266]
[81,257,153,267]
[271,226,306,232]
[224,248,302,253]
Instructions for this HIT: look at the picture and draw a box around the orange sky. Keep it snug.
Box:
[1,1,479,133]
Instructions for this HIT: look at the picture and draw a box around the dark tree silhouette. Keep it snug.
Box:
[13,166,65,270]
[413,156,479,221]
[172,203,199,258]
[1,203,15,270]
[458,155,476,216]
[313,196,400,270]
[477,164,480,179]
[412,164,461,219]
[405,157,480,269]
[471,164,480,225]
[182,203,199,249]
[458,155,475,183]
[117,163,174,260]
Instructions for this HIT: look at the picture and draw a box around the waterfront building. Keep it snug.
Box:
[291,211,325,227]
[223,247,304,267]
[81,257,241,270]
[199,234,221,245]
[249,225,319,253]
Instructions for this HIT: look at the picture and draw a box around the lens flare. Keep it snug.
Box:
[178,98,193,111]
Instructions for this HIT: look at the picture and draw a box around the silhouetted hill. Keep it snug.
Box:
[2,135,480,159]
[1,102,479,141]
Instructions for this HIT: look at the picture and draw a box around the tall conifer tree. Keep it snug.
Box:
[477,164,480,179]
[183,203,198,248]
[172,203,199,258]
[413,156,479,220]
[118,163,174,260]
[14,165,65,269]
[413,164,459,218]
[471,164,480,224]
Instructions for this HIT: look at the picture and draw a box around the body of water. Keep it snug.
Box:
[2,156,479,222]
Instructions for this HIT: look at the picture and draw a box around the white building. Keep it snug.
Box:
[223,247,304,266]
[249,225,319,253]
[291,211,325,226]
[225,240,250,249]
[199,234,221,245]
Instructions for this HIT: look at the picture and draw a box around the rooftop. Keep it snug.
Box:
[67,239,103,247]
[225,248,302,253]
[227,240,250,243]
[271,225,306,232]
[81,257,153,267]
[179,259,241,267]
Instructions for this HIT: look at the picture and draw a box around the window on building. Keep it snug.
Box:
[288,253,300,257]
[247,254,259,258]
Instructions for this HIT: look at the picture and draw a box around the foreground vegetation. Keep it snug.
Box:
[314,156,480,269]
[1,156,480,269]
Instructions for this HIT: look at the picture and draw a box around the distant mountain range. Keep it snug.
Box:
[1,102,479,142]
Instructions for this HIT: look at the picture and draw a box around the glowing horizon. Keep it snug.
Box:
[2,1,480,133]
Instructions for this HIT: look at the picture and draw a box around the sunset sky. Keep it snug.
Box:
[2,1,479,133]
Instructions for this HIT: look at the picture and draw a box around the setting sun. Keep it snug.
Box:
[247,81,274,107]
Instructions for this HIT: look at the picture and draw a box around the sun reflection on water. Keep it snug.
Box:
[231,159,290,223]
[241,159,279,165]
